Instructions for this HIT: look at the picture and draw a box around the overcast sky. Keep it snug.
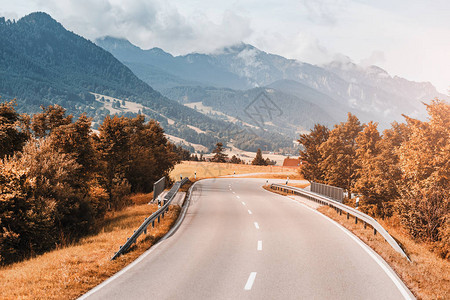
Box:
[1,0,449,93]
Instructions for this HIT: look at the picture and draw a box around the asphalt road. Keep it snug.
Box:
[82,178,414,300]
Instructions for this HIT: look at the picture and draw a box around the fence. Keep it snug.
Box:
[111,177,189,260]
[271,183,410,260]
[310,181,343,202]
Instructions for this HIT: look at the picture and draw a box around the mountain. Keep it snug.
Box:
[0,13,293,152]
[97,37,448,128]
[96,37,247,90]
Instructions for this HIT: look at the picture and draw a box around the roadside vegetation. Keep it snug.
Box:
[0,193,180,299]
[0,101,180,265]
[299,100,449,258]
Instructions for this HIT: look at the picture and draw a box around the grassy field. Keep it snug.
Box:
[265,186,449,299]
[171,161,302,181]
[0,194,180,300]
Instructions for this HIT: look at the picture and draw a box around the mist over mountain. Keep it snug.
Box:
[97,36,448,129]
[0,12,293,153]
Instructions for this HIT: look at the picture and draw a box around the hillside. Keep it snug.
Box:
[0,13,292,152]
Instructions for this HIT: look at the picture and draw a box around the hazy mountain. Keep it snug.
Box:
[98,37,447,128]
[0,12,293,152]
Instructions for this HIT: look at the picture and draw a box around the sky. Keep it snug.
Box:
[1,0,449,93]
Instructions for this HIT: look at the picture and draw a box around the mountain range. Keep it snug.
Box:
[97,36,448,131]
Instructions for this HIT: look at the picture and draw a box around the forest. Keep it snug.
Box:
[0,101,181,264]
[299,99,449,258]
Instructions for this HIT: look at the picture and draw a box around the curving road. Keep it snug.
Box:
[81,178,414,300]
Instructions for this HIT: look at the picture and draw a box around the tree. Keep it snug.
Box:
[0,100,29,158]
[211,142,228,163]
[298,124,329,182]
[252,148,267,165]
[48,114,96,177]
[396,100,449,243]
[0,158,54,264]
[230,155,244,164]
[93,115,131,208]
[319,113,363,197]
[354,122,408,217]
[31,105,72,138]
[126,116,178,193]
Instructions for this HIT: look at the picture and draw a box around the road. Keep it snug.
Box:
[82,178,413,299]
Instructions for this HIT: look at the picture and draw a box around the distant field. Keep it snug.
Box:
[171,161,302,180]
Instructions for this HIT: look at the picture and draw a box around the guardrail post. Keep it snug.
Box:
[152,220,155,228]
[339,209,342,216]
[347,212,349,219]
[374,228,377,235]
[158,215,160,223]
[364,222,367,229]
[355,217,358,224]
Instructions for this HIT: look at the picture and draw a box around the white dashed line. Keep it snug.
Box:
[248,210,252,215]
[236,195,240,199]
[254,222,259,229]
[257,240,262,251]
[241,201,246,206]
[244,272,257,290]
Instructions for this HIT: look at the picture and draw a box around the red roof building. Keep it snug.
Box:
[282,157,302,167]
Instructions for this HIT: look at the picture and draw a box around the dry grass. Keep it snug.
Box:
[318,206,450,300]
[0,202,180,299]
[127,192,154,205]
[171,161,301,180]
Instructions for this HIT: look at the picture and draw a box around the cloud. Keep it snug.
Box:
[12,0,252,55]
[360,50,386,67]
[300,0,347,26]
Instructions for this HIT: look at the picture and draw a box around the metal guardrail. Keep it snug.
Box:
[111,177,190,260]
[271,183,410,260]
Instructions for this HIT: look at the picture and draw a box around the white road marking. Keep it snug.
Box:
[232,191,235,194]
[254,222,259,229]
[248,210,252,215]
[242,201,246,206]
[244,272,257,290]
[236,195,240,199]
[257,240,262,251]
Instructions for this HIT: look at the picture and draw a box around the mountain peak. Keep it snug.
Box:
[20,12,56,24]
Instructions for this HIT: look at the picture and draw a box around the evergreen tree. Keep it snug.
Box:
[298,124,329,182]
[230,155,244,164]
[319,113,363,197]
[252,148,267,165]
[211,142,228,163]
